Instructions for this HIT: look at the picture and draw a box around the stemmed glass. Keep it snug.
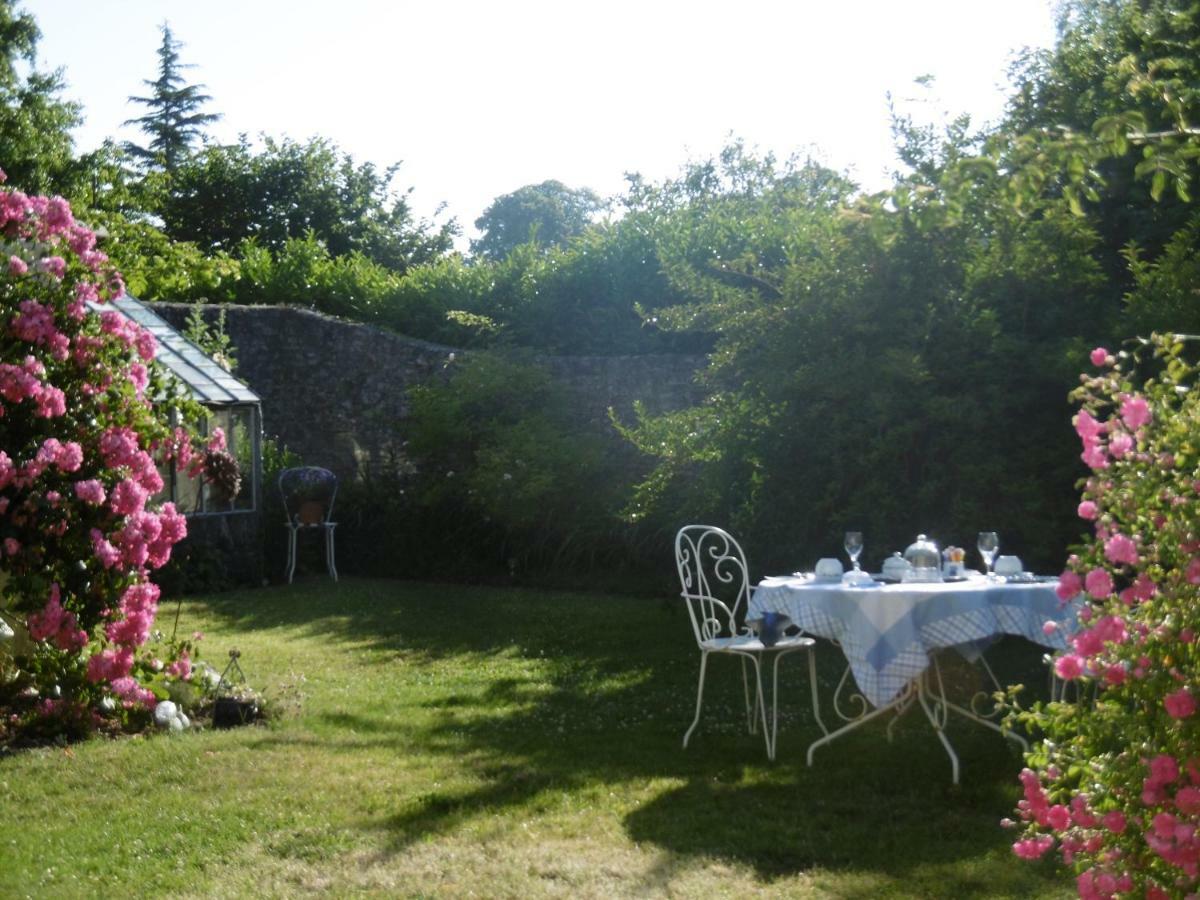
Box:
[844,531,864,571]
[977,532,1000,580]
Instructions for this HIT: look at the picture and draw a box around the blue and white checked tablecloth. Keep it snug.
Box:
[749,576,1080,708]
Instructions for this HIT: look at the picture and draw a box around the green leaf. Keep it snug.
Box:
[1063,186,1084,216]
[1151,169,1167,201]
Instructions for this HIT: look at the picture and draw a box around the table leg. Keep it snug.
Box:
[807,680,915,768]
[809,664,1028,784]
[916,679,960,784]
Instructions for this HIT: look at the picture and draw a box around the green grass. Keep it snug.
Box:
[0,578,1069,898]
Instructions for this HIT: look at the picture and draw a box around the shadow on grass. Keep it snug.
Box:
[191,577,1058,892]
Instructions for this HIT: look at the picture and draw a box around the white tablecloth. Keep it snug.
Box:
[749,576,1079,708]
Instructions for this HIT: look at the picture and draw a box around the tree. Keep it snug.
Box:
[0,0,81,195]
[157,136,455,272]
[124,24,220,171]
[471,180,604,260]
[616,143,1107,573]
[996,0,1199,275]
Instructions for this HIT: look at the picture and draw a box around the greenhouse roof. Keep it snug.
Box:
[103,296,260,407]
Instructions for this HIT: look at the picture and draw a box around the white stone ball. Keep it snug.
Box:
[153,700,178,727]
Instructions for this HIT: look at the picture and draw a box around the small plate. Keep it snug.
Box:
[1003,573,1041,584]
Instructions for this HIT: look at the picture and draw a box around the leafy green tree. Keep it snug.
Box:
[471,179,605,260]
[0,0,81,195]
[100,213,243,304]
[1122,209,1200,334]
[406,351,629,575]
[617,143,1108,572]
[996,0,1199,271]
[158,137,454,272]
[123,24,220,171]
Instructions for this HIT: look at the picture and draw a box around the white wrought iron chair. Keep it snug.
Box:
[675,525,824,760]
[279,466,338,583]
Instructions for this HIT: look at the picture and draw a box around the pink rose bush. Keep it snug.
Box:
[0,172,218,738]
[1009,335,1200,897]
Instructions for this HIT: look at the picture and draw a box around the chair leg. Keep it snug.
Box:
[326,525,338,581]
[740,656,760,734]
[768,653,784,759]
[286,527,297,584]
[748,656,773,761]
[683,651,710,749]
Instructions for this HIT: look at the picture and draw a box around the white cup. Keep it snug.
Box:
[994,555,1022,576]
[815,557,844,580]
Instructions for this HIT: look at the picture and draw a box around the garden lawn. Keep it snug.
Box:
[0,578,1070,898]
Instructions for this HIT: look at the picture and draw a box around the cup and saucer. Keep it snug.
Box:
[814,557,844,583]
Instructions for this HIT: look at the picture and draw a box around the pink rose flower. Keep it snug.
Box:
[1081,443,1109,470]
[1165,689,1196,719]
[1120,394,1151,430]
[1057,570,1083,601]
[1084,568,1113,599]
[1074,409,1106,442]
[1077,500,1099,520]
[38,255,66,280]
[167,653,192,681]
[1012,835,1054,859]
[1055,654,1084,680]
[1101,810,1126,834]
[1108,431,1133,458]
[109,478,148,516]
[1103,533,1138,566]
[1175,786,1200,815]
[73,479,106,505]
[1090,347,1110,366]
[1045,804,1071,831]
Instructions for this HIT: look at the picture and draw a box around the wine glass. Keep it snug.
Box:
[977,531,1000,579]
[844,531,864,571]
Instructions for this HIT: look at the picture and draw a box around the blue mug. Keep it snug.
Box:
[757,612,789,647]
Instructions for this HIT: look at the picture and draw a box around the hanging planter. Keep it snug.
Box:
[212,695,260,729]
[203,648,263,729]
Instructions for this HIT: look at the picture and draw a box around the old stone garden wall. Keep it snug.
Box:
[156,304,705,482]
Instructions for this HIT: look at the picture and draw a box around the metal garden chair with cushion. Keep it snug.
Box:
[279,466,338,583]
[675,525,825,760]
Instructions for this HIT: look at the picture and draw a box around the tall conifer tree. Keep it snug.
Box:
[124,24,219,171]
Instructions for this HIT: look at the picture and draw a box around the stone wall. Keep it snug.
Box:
[156,304,705,483]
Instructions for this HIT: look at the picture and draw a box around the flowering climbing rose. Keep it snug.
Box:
[1008,335,1200,898]
[0,167,216,732]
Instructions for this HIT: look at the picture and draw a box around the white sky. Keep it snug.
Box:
[25,0,1058,241]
